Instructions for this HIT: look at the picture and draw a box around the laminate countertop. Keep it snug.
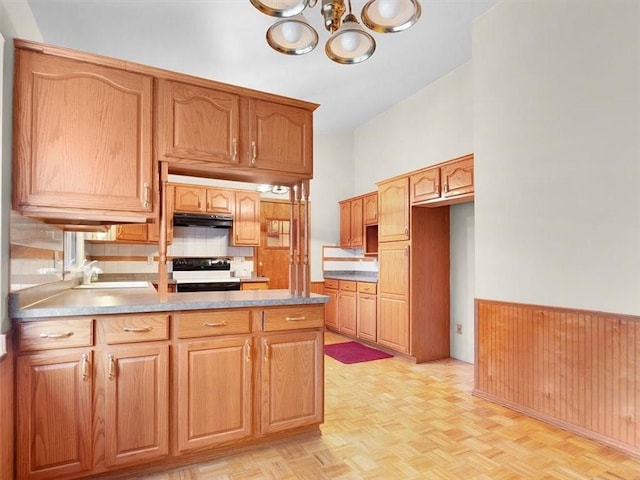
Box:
[10,282,328,320]
[323,271,378,283]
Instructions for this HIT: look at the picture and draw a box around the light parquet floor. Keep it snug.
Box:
[138,332,640,480]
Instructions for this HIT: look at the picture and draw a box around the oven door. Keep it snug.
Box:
[176,282,241,292]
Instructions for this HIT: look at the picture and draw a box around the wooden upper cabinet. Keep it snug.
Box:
[410,154,474,206]
[377,177,410,242]
[173,184,235,215]
[339,197,363,248]
[232,190,260,246]
[12,46,155,223]
[363,192,378,225]
[116,224,148,243]
[174,185,206,213]
[156,79,240,165]
[410,167,440,204]
[206,188,235,215]
[246,99,313,175]
[441,155,474,199]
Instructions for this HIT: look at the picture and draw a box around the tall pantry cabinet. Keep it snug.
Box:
[376,177,450,363]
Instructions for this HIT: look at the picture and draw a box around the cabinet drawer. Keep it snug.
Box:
[339,280,357,292]
[18,318,94,352]
[102,314,169,344]
[358,282,377,294]
[263,305,324,331]
[324,279,339,290]
[177,309,251,338]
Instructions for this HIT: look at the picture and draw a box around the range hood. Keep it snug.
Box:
[173,212,233,228]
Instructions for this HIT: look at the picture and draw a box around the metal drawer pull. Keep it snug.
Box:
[108,354,116,380]
[264,339,270,360]
[40,331,73,339]
[203,321,228,327]
[251,141,257,165]
[286,316,306,322]
[81,354,89,381]
[245,339,252,362]
[232,138,238,161]
[143,182,150,208]
[123,326,153,333]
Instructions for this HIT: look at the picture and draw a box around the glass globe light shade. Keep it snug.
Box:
[377,0,400,19]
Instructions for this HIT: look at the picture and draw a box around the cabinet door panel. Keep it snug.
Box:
[174,185,205,213]
[261,330,323,434]
[338,290,357,336]
[357,293,377,342]
[410,167,441,204]
[442,156,474,198]
[339,201,351,247]
[324,288,338,329]
[16,350,93,480]
[363,193,378,225]
[104,345,169,467]
[248,99,312,174]
[176,337,252,452]
[14,49,154,218]
[378,177,410,242]
[157,80,240,165]
[206,188,235,214]
[378,297,409,353]
[232,191,260,246]
[378,242,410,353]
[350,197,364,247]
[116,224,148,243]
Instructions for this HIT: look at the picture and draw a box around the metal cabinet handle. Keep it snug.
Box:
[251,141,257,166]
[203,321,228,327]
[81,353,89,381]
[123,326,152,333]
[264,339,270,360]
[40,331,73,339]
[245,339,252,362]
[108,354,116,380]
[143,182,150,208]
[232,138,238,161]
[443,182,449,193]
[285,316,306,322]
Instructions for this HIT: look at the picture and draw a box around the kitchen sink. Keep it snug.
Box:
[74,281,151,289]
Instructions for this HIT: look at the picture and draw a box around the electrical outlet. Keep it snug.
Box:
[456,323,462,335]
[147,255,154,264]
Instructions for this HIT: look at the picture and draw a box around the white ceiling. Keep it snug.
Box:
[25,0,498,133]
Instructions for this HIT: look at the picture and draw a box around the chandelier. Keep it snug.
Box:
[249,0,422,64]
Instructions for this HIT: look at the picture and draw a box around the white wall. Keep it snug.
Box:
[354,62,474,194]
[354,63,476,362]
[473,0,640,316]
[310,130,354,280]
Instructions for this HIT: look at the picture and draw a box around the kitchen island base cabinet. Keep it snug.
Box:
[260,330,324,435]
[175,336,253,452]
[13,303,325,479]
[16,349,93,480]
[103,345,169,467]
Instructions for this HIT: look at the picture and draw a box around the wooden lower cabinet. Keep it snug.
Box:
[356,283,377,343]
[260,329,324,434]
[175,336,252,452]
[323,281,339,330]
[324,280,377,342]
[103,344,169,467]
[377,242,410,354]
[14,305,324,479]
[16,349,93,480]
[337,281,357,336]
[240,281,269,291]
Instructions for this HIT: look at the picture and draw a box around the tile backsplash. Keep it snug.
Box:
[84,226,254,275]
